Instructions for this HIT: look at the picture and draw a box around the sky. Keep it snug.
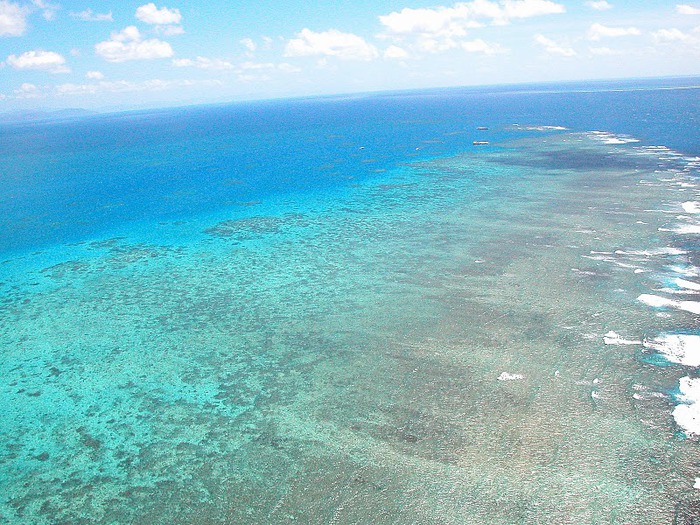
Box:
[0,0,699,111]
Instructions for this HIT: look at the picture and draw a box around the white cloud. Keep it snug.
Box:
[17,82,37,92]
[6,50,70,73]
[462,38,507,53]
[135,3,181,25]
[234,61,301,81]
[653,27,694,43]
[416,37,461,53]
[285,28,379,61]
[14,82,41,98]
[95,26,174,62]
[379,0,565,38]
[379,5,479,40]
[56,78,222,96]
[586,1,612,10]
[384,44,409,59]
[0,0,28,36]
[32,0,59,21]
[86,70,104,79]
[500,0,565,19]
[378,0,563,54]
[587,23,641,40]
[171,57,300,77]
[238,61,275,71]
[534,33,576,56]
[240,37,256,55]
[70,8,113,21]
[172,56,234,70]
[677,4,700,15]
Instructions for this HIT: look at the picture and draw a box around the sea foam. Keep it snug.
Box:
[675,278,700,291]
[644,335,700,367]
[673,376,700,436]
[498,372,524,381]
[668,265,700,277]
[638,294,700,314]
[589,131,640,144]
[603,331,641,345]
[660,224,700,235]
[682,201,700,214]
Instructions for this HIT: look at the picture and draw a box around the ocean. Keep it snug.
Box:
[1,78,700,524]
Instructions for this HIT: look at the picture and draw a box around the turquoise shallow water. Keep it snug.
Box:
[2,84,700,523]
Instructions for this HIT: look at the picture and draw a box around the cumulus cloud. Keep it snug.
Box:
[534,33,576,56]
[6,50,70,73]
[86,70,104,79]
[70,8,113,21]
[586,1,612,10]
[379,5,481,40]
[172,56,234,70]
[587,23,641,40]
[135,4,183,37]
[285,28,379,61]
[95,26,174,62]
[379,0,565,38]
[501,0,565,19]
[653,27,695,43]
[677,4,700,15]
[135,3,181,25]
[378,0,563,54]
[0,0,28,36]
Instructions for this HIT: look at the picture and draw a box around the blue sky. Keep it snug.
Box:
[0,0,699,110]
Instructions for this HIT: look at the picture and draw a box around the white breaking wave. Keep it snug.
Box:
[588,131,640,145]
[644,334,700,367]
[603,331,642,345]
[519,125,568,131]
[682,201,700,214]
[637,294,700,314]
[675,278,700,291]
[497,372,524,381]
[614,247,686,257]
[673,376,700,436]
[668,265,700,277]
[661,224,700,235]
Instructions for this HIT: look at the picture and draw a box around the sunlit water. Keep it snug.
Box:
[1,81,700,524]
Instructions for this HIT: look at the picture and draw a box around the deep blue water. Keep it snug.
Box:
[2,78,699,254]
